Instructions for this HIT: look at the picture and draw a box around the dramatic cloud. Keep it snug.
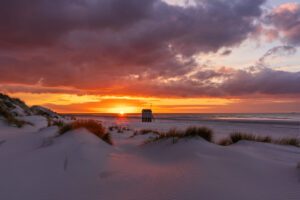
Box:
[2,0,300,100]
[264,3,300,45]
[220,67,300,96]
[258,45,297,63]
[0,0,265,50]
[0,84,82,95]
[110,67,300,97]
[0,0,265,87]
[0,0,156,48]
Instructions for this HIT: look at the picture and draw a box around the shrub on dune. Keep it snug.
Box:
[0,102,32,128]
[130,129,161,138]
[108,126,115,131]
[58,119,113,145]
[7,118,31,128]
[58,122,72,134]
[230,133,271,144]
[230,133,251,144]
[51,120,65,127]
[143,126,213,144]
[0,103,14,119]
[139,129,160,135]
[143,128,181,144]
[108,125,130,133]
[139,129,156,135]
[218,132,299,148]
[218,138,233,146]
[185,126,213,142]
[47,118,65,127]
[273,138,299,147]
[102,133,113,145]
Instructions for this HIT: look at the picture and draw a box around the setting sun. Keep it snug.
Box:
[119,111,124,115]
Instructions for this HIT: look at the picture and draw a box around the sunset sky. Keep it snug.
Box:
[0,0,300,113]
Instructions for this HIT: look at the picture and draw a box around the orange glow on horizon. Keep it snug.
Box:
[4,92,240,113]
[5,91,300,113]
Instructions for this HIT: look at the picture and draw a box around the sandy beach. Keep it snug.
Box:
[0,110,299,200]
[74,113,300,141]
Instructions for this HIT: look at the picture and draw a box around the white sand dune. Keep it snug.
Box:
[0,116,299,200]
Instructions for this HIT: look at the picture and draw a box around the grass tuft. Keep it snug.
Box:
[130,129,160,138]
[48,119,65,127]
[58,119,113,145]
[108,125,130,133]
[218,132,299,148]
[0,102,32,128]
[218,138,233,146]
[0,93,31,116]
[185,126,213,142]
[229,132,271,144]
[143,126,213,145]
[273,138,299,147]
[140,129,160,135]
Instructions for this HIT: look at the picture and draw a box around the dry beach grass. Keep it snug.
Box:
[143,126,213,144]
[0,102,32,128]
[140,127,299,148]
[58,119,113,145]
[218,132,299,147]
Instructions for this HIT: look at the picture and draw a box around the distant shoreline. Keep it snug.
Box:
[66,113,300,126]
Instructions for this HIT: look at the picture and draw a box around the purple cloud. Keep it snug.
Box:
[264,3,300,45]
[258,45,297,63]
[2,0,298,99]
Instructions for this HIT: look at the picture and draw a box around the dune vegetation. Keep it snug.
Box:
[218,133,272,146]
[108,125,131,133]
[0,101,32,128]
[139,129,161,135]
[0,93,61,128]
[143,126,213,144]
[58,119,113,145]
[140,127,299,148]
[218,132,299,147]
[0,93,31,115]
[273,138,300,147]
[130,129,161,138]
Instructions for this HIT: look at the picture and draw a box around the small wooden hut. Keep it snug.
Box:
[142,109,153,122]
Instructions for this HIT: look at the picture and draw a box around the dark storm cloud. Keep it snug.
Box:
[264,3,300,45]
[220,50,232,56]
[4,0,299,99]
[0,0,265,50]
[0,0,155,48]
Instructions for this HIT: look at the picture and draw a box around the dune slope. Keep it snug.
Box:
[0,121,299,200]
